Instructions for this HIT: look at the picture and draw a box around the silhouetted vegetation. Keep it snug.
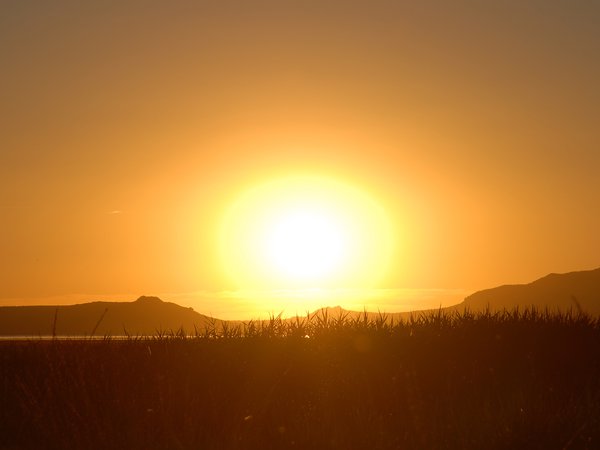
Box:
[2,309,600,449]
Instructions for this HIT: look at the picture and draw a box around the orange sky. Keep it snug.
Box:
[1,1,599,315]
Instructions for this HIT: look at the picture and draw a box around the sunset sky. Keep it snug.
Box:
[1,1,599,317]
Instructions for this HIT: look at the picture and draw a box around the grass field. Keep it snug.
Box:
[2,309,599,449]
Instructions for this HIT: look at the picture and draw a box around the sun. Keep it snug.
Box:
[220,175,394,289]
[264,207,348,280]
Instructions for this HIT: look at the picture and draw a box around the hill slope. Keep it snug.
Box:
[0,296,222,336]
[462,267,600,315]
[301,268,600,321]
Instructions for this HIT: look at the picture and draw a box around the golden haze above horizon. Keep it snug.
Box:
[0,1,599,316]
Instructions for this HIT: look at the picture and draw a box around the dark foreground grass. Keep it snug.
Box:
[1,309,600,450]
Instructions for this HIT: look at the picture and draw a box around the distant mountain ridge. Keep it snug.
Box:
[0,296,223,336]
[1,268,599,336]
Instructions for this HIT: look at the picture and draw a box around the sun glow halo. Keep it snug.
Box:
[220,176,393,290]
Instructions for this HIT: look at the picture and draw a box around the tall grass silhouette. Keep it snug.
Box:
[1,308,599,449]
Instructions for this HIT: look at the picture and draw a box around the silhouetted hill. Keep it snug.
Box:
[462,268,600,315]
[0,296,223,336]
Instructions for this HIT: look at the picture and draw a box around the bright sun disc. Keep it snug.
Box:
[220,176,394,289]
[265,208,347,279]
